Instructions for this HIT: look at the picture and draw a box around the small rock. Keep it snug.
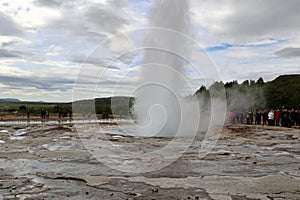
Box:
[152,188,159,193]
[110,193,114,196]
[35,183,44,187]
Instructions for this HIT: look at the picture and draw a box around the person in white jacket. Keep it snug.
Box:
[268,110,275,126]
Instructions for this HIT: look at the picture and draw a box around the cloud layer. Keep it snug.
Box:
[0,0,300,101]
[276,47,300,57]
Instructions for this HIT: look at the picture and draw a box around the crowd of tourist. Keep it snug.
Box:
[230,108,300,128]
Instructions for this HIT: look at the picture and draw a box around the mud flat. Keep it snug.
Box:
[0,123,299,200]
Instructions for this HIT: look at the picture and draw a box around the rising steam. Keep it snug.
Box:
[133,0,200,137]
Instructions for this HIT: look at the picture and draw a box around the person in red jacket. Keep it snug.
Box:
[230,111,237,124]
[275,109,280,126]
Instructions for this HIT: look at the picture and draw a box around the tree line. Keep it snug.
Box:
[195,75,300,111]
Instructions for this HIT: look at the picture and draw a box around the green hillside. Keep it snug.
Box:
[264,75,300,109]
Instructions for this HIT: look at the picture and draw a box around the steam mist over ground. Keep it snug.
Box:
[195,79,266,114]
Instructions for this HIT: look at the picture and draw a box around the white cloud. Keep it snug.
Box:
[0,0,61,29]
[0,65,33,77]
[109,35,135,53]
[0,35,31,47]
[244,39,279,46]
[46,45,64,57]
[225,47,262,59]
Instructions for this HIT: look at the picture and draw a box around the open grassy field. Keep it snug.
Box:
[0,101,127,120]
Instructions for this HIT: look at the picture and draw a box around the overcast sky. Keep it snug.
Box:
[1,0,300,102]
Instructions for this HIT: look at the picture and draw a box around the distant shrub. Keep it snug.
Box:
[19,105,27,110]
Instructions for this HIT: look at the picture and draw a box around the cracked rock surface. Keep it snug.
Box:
[0,123,299,199]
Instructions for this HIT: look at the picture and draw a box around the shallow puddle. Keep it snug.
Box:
[9,136,26,140]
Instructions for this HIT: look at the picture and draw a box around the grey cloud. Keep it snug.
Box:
[109,0,129,9]
[208,0,300,42]
[45,1,129,40]
[71,54,120,69]
[70,51,141,69]
[115,53,141,65]
[2,41,16,48]
[0,48,19,58]
[34,0,62,8]
[85,5,128,34]
[46,12,108,43]
[0,75,74,91]
[0,12,22,35]
[275,47,300,57]
[0,48,36,59]
[0,74,134,93]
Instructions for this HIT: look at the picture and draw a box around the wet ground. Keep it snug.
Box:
[0,123,299,199]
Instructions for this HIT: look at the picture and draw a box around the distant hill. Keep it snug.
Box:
[0,98,21,103]
[22,100,45,103]
[265,74,300,108]
[272,74,300,82]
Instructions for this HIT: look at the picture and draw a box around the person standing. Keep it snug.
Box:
[281,109,288,127]
[268,110,275,126]
[290,109,296,127]
[275,109,280,126]
[296,109,300,128]
[249,112,254,125]
[262,110,268,126]
[255,110,261,125]
[46,110,49,119]
[239,111,244,124]
[258,110,262,125]
[230,111,236,124]
[69,111,73,121]
[26,110,30,119]
[246,112,250,125]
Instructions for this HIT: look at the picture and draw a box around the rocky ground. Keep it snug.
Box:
[0,122,299,200]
